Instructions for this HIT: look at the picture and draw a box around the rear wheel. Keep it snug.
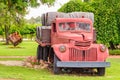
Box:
[36,45,42,62]
[53,54,60,74]
[97,67,105,76]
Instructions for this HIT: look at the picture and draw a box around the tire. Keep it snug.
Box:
[43,46,49,61]
[97,67,105,76]
[48,47,54,63]
[53,54,60,74]
[36,45,43,61]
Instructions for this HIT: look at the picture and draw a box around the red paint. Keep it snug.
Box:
[50,18,109,62]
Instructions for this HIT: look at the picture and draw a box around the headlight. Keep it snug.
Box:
[100,44,106,52]
[59,45,66,53]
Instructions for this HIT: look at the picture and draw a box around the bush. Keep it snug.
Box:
[109,49,120,55]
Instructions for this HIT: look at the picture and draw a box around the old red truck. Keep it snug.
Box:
[36,12,110,76]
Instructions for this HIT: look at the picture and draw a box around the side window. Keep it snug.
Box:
[52,23,56,32]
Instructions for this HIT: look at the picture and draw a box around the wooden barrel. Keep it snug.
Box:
[41,12,94,26]
[36,26,51,43]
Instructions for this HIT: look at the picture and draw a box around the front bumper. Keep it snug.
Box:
[57,61,110,68]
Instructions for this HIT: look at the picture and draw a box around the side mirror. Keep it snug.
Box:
[93,29,97,43]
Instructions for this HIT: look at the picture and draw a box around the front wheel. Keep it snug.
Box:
[53,54,60,74]
[97,67,105,76]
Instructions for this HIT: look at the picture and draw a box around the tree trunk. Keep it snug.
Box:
[109,41,116,50]
[5,25,10,45]
[30,33,34,41]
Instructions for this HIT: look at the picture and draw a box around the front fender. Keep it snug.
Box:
[91,44,109,61]
[52,44,69,61]
[97,44,109,61]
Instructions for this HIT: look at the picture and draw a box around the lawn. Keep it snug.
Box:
[0,58,119,80]
[0,41,38,56]
[0,58,24,61]
[0,41,120,56]
[0,41,120,80]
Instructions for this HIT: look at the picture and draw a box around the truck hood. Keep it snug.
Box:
[57,32,84,41]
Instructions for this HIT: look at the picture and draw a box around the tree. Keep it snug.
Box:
[58,0,93,13]
[91,0,120,49]
[0,0,55,44]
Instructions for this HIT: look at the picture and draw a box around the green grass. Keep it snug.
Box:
[0,41,119,80]
[109,49,120,55]
[1,41,120,56]
[0,41,38,56]
[0,58,119,80]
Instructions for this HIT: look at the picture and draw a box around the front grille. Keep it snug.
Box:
[69,48,97,61]
[75,41,91,47]
[69,48,83,61]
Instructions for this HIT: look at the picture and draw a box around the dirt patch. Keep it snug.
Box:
[108,55,120,58]
[0,61,24,66]
[0,55,119,67]
[0,56,48,69]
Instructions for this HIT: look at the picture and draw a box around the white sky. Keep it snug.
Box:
[25,0,69,19]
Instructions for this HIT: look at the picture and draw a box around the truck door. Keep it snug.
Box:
[51,23,57,45]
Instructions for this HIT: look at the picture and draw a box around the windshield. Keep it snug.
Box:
[59,22,91,32]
